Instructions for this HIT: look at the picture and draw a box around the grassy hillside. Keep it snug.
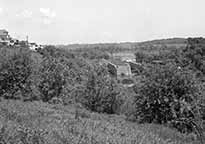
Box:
[0,100,200,144]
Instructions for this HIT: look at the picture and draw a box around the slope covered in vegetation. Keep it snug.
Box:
[0,37,204,143]
[0,100,200,144]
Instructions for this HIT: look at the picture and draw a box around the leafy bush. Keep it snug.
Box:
[183,38,205,75]
[0,47,35,100]
[80,49,110,60]
[135,51,152,63]
[133,63,203,133]
[37,45,75,59]
[38,57,67,102]
[79,64,122,114]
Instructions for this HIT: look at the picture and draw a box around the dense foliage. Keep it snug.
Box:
[80,48,110,60]
[183,38,205,76]
[134,63,203,133]
[36,46,122,113]
[38,57,67,102]
[79,64,121,114]
[0,47,35,100]
[36,45,75,59]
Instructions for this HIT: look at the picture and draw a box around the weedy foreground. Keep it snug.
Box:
[0,99,201,144]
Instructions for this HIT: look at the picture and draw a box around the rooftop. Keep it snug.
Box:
[0,29,8,36]
[0,29,8,32]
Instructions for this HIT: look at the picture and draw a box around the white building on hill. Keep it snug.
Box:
[0,29,9,40]
[0,29,10,45]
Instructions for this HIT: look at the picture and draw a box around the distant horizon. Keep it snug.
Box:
[3,27,202,45]
[1,29,190,45]
[1,0,205,45]
[53,37,187,46]
[0,27,196,45]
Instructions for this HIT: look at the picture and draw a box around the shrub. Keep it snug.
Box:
[183,38,205,75]
[38,57,67,102]
[133,63,203,133]
[80,49,110,60]
[0,47,35,100]
[79,64,122,114]
[36,45,75,59]
[135,51,152,63]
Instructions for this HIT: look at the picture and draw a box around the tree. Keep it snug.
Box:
[36,45,75,59]
[183,38,205,76]
[135,52,150,63]
[134,63,203,133]
[79,64,121,114]
[38,57,67,102]
[0,47,34,100]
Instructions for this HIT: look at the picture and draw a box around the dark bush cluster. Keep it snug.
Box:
[0,46,122,114]
[38,57,67,102]
[133,63,204,133]
[80,49,110,60]
[79,64,122,114]
[183,38,205,76]
[36,45,75,59]
[132,38,205,135]
[0,47,35,100]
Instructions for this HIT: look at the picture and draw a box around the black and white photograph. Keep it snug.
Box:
[0,0,205,143]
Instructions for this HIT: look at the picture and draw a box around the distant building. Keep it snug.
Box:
[0,30,10,45]
[29,42,38,50]
[128,61,144,75]
[116,63,132,77]
[0,29,9,41]
[0,30,42,49]
[100,59,132,78]
[100,58,135,87]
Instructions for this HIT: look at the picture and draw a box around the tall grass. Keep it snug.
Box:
[0,100,201,144]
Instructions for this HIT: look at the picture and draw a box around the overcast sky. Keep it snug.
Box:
[0,0,205,44]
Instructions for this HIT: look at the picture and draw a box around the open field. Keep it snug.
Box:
[0,100,200,144]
